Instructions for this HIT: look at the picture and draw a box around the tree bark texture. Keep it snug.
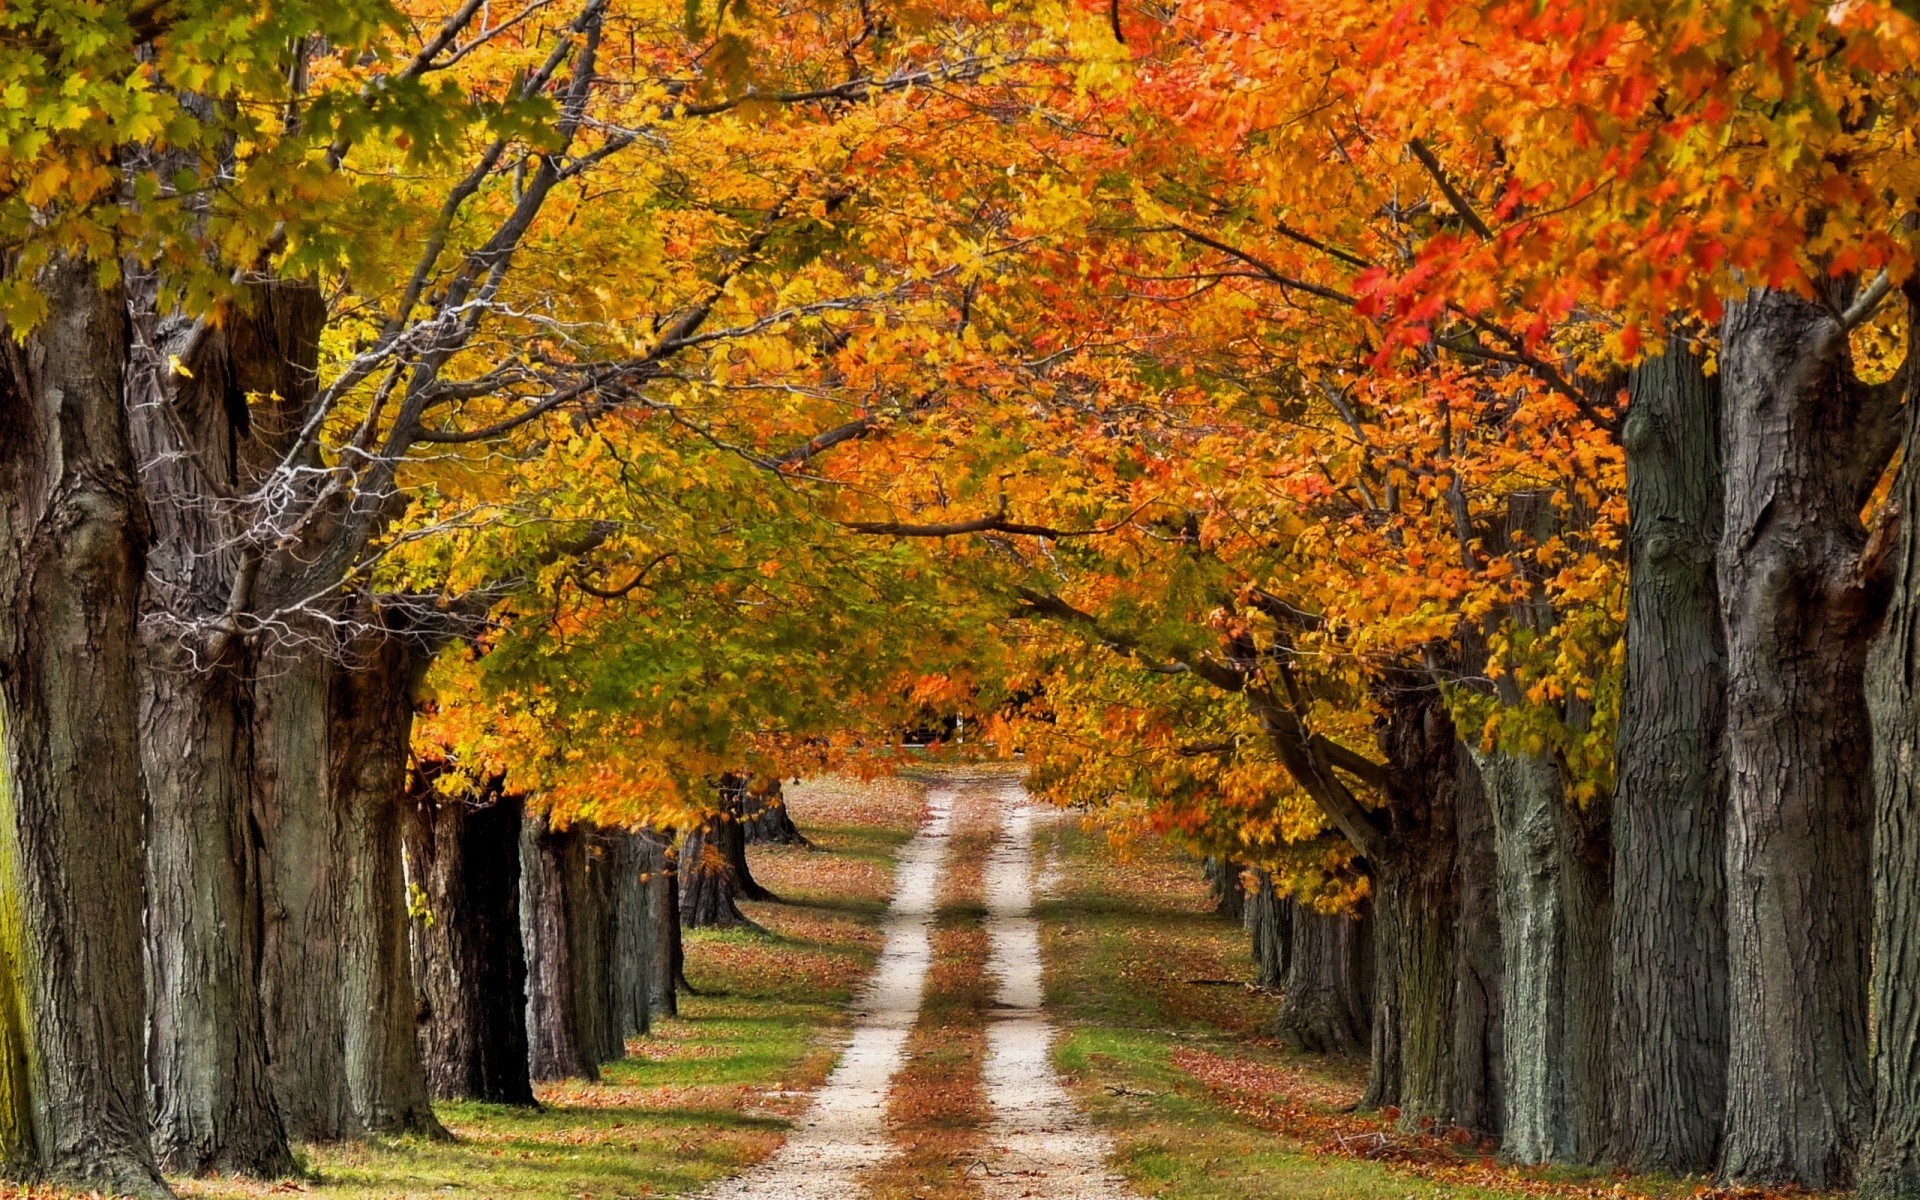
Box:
[1274,905,1369,1054]
[1609,340,1729,1174]
[1717,288,1884,1189]
[1449,749,1505,1147]
[610,833,653,1039]
[130,281,325,1178]
[520,817,625,1080]
[643,833,680,1018]
[0,258,169,1195]
[680,785,768,928]
[741,779,809,846]
[254,637,445,1142]
[1474,751,1610,1165]
[1244,872,1291,990]
[1863,300,1920,1197]
[405,780,535,1105]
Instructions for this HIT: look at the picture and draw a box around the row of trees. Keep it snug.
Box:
[1,0,1017,1193]
[15,0,1920,1197]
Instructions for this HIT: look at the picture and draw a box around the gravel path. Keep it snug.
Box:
[705,785,954,1200]
[703,775,1134,1199]
[976,782,1136,1200]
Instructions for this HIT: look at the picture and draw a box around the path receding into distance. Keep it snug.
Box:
[707,776,1134,1200]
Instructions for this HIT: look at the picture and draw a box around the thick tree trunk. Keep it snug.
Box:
[140,653,292,1175]
[575,830,625,1065]
[741,780,809,846]
[333,638,445,1137]
[1864,348,1920,1198]
[610,833,653,1039]
[644,833,681,1018]
[1716,288,1883,1189]
[1449,749,1505,1145]
[254,651,353,1141]
[1205,857,1247,923]
[255,638,445,1142]
[130,284,314,1178]
[1474,752,1611,1165]
[406,780,536,1105]
[1362,689,1501,1140]
[0,258,169,1195]
[1609,341,1729,1174]
[1274,905,1369,1054]
[521,816,623,1080]
[1244,872,1291,990]
[680,796,763,928]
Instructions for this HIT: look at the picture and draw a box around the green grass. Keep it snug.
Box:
[1035,817,1527,1200]
[179,790,923,1200]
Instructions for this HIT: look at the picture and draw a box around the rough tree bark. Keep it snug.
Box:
[1609,339,1729,1174]
[255,636,447,1142]
[0,258,170,1195]
[1450,751,1505,1146]
[1205,857,1247,923]
[1274,905,1369,1054]
[610,833,653,1039]
[130,281,320,1178]
[1716,286,1892,1189]
[405,778,536,1105]
[680,779,770,928]
[643,832,681,1018]
[1244,871,1291,990]
[521,816,625,1080]
[1475,751,1609,1164]
[741,779,809,846]
[1862,285,1920,1200]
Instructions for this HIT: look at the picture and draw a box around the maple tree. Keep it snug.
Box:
[10,0,1920,1197]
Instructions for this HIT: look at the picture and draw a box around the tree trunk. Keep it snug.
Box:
[610,833,653,1039]
[680,795,763,928]
[1716,288,1883,1189]
[644,833,681,1018]
[1274,905,1369,1054]
[1609,340,1729,1174]
[254,651,353,1141]
[1450,747,1505,1145]
[1244,872,1291,990]
[1205,857,1247,923]
[255,637,446,1142]
[1474,752,1611,1165]
[741,779,809,846]
[520,816,609,1081]
[1864,335,1920,1198]
[406,779,536,1105]
[0,258,169,1195]
[575,829,625,1065]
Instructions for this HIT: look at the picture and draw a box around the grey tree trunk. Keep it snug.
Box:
[1205,857,1247,923]
[521,816,622,1080]
[1274,905,1369,1054]
[610,833,653,1039]
[1717,287,1886,1189]
[0,257,169,1195]
[1244,872,1291,990]
[741,780,809,846]
[405,779,536,1106]
[1449,749,1505,1145]
[332,637,445,1138]
[1863,300,1920,1197]
[680,791,763,928]
[1474,752,1611,1165]
[643,833,680,1018]
[255,638,445,1141]
[1608,340,1729,1174]
[130,282,318,1178]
